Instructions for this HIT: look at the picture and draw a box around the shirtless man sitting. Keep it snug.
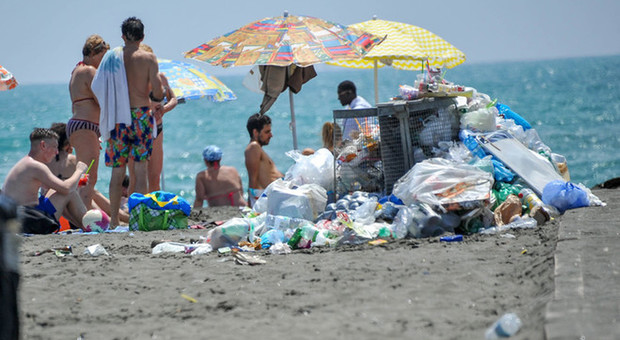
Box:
[193,145,247,208]
[244,113,284,207]
[2,128,88,234]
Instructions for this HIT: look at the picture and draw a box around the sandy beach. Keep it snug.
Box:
[14,198,568,340]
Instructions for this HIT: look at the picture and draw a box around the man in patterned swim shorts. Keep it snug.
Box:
[101,17,165,227]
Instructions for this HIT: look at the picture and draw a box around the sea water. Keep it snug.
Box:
[1,55,618,203]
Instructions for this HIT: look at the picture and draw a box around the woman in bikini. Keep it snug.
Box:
[193,145,247,208]
[68,34,109,209]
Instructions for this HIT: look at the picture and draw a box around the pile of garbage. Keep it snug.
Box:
[180,75,606,255]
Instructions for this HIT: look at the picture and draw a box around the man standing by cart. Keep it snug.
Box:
[337,80,373,140]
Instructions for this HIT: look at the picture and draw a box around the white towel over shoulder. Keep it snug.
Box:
[91,46,131,141]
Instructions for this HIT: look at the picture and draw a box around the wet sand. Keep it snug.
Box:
[15,202,563,340]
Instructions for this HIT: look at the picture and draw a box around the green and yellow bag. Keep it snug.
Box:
[128,191,191,231]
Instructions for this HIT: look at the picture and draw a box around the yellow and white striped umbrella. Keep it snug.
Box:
[328,18,466,103]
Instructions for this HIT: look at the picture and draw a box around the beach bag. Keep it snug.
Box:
[128,191,191,231]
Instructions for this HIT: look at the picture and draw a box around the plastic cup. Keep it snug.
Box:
[551,153,570,181]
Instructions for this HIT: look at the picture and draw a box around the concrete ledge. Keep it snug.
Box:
[545,188,620,340]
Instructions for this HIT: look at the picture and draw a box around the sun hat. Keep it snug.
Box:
[202,145,222,161]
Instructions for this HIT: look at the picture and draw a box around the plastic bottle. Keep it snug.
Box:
[485,313,522,339]
[518,188,551,224]
[524,128,551,157]
[458,130,487,159]
[518,188,544,212]
[479,217,537,235]
[287,228,303,248]
[508,216,538,229]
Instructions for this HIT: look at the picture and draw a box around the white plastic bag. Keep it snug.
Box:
[152,242,185,255]
[267,185,314,220]
[267,183,327,221]
[252,179,292,214]
[284,148,334,190]
[460,107,498,132]
[242,66,264,94]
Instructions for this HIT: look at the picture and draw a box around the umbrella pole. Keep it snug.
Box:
[374,60,379,105]
[289,89,298,150]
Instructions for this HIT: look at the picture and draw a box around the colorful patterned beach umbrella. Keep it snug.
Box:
[328,18,466,103]
[184,12,382,150]
[158,59,236,103]
[0,65,18,91]
[184,12,382,68]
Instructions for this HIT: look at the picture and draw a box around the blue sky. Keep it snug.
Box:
[3,0,620,84]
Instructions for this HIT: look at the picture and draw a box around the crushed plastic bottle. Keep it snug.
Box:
[480,217,537,235]
[509,216,538,229]
[485,313,522,339]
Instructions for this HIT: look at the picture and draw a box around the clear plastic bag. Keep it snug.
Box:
[351,196,378,225]
[206,217,251,249]
[399,84,419,100]
[392,158,494,208]
[392,205,417,238]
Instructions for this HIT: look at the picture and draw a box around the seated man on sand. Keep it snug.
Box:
[245,113,284,207]
[194,145,247,208]
[2,128,89,234]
